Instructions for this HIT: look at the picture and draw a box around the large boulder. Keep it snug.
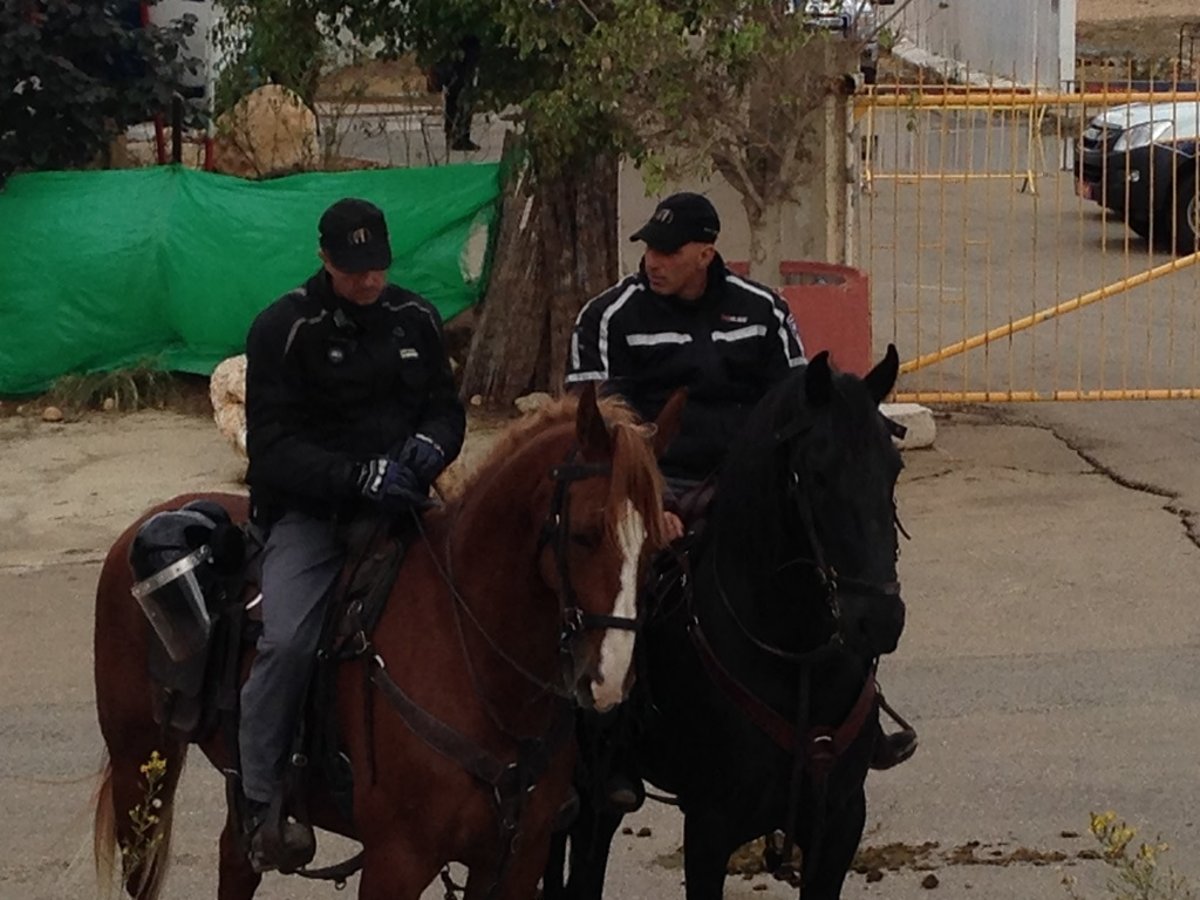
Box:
[213,84,319,179]
[210,355,248,457]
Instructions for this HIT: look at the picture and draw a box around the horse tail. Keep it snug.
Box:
[93,743,189,900]
[93,753,117,898]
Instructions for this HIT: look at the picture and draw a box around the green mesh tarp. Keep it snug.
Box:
[0,163,500,394]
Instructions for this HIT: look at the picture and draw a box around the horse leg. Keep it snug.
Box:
[561,794,624,900]
[357,832,443,900]
[463,833,555,900]
[542,830,569,900]
[798,787,866,900]
[682,809,741,900]
[217,817,262,900]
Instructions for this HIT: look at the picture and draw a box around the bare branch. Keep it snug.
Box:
[866,0,925,41]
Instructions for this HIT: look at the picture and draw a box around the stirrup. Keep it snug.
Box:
[869,728,918,771]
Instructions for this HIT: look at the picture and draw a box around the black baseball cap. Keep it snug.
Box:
[629,192,721,252]
[318,198,393,273]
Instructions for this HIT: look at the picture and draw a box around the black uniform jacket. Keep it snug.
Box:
[245,270,466,521]
[565,255,806,481]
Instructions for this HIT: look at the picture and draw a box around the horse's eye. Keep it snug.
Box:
[569,530,602,550]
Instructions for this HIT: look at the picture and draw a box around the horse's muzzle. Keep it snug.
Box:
[842,590,906,656]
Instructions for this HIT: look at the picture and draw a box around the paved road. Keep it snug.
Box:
[4,403,1200,899]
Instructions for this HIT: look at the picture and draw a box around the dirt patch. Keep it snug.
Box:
[1078,0,1197,23]
[1077,16,1198,68]
[705,837,1100,883]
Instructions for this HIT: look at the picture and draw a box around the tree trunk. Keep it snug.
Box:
[539,153,620,390]
[460,150,544,403]
[745,196,785,286]
[461,147,618,406]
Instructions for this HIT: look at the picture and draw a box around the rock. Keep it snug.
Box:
[921,873,940,889]
[514,392,552,415]
[210,355,248,457]
[881,402,936,450]
[470,394,484,407]
[102,397,116,412]
[41,406,64,423]
[213,85,319,179]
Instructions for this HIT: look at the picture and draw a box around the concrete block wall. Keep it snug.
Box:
[890,0,1076,87]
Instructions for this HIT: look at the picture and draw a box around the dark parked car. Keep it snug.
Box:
[1075,99,1200,218]
[1100,139,1199,253]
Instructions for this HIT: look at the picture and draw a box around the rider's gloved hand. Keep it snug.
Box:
[397,434,446,486]
[355,457,431,515]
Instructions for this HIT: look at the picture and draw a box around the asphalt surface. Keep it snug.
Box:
[3,402,1200,899]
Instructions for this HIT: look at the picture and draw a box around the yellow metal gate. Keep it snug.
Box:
[859,76,1200,402]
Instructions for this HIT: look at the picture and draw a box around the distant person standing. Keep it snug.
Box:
[429,36,481,152]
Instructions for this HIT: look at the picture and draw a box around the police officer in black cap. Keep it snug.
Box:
[239,197,465,870]
[567,192,915,811]
[569,191,807,537]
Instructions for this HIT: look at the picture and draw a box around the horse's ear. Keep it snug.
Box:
[805,351,833,407]
[864,344,899,406]
[650,389,686,460]
[576,382,613,459]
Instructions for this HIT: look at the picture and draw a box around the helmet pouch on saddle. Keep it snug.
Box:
[129,500,240,662]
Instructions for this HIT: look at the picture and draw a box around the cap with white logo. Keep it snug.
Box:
[629,192,721,253]
[318,198,393,273]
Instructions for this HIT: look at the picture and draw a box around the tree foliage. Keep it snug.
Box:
[0,0,197,184]
[491,0,862,273]
[213,0,325,112]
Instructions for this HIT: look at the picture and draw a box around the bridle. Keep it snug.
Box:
[537,449,643,695]
[689,408,906,887]
[707,412,903,665]
[342,440,653,898]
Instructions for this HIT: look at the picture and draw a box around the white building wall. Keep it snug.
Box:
[891,0,1076,86]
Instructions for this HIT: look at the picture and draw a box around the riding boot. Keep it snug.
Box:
[869,720,918,770]
[244,794,317,875]
[604,773,645,814]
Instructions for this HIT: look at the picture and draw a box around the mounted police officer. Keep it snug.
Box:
[240,197,465,870]
[566,192,916,810]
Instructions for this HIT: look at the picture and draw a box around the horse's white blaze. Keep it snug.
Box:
[592,502,645,712]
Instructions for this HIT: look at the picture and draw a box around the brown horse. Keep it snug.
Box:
[93,385,681,900]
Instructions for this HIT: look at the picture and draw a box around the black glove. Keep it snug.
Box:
[356,457,431,515]
[397,434,447,486]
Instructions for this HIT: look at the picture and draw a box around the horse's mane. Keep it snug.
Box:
[453,393,667,549]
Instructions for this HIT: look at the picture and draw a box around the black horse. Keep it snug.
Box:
[545,347,907,900]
